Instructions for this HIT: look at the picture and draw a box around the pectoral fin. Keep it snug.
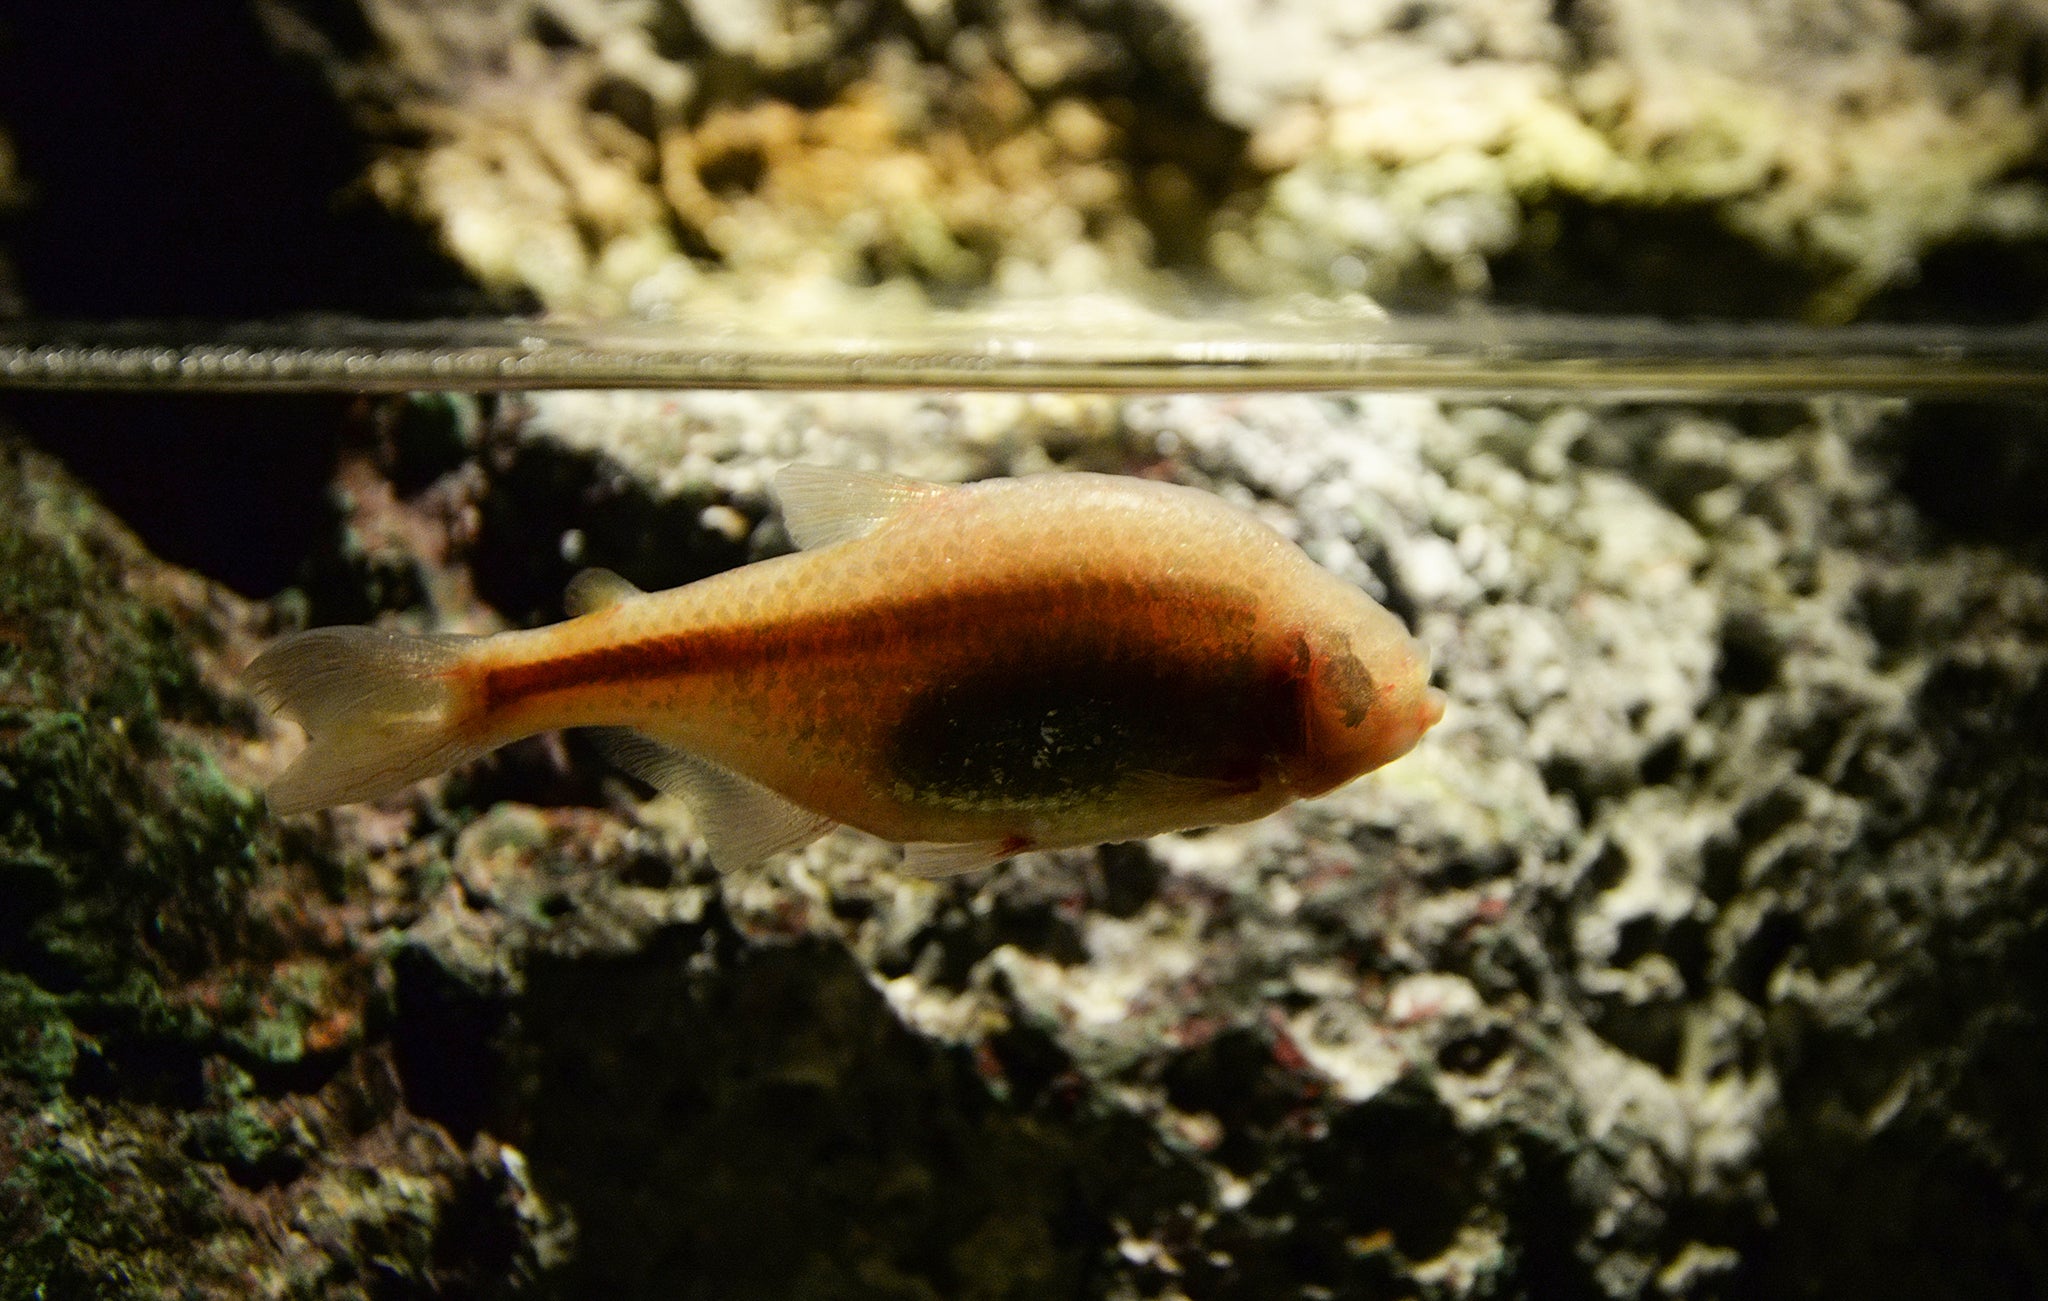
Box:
[773,464,948,550]
[590,728,835,870]
[1122,768,1262,805]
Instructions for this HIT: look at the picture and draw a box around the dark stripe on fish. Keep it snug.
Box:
[476,576,1262,713]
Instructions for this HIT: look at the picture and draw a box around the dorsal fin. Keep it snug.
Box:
[772,464,948,550]
[564,567,644,617]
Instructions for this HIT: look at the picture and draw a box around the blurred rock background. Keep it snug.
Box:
[1,1,2045,1298]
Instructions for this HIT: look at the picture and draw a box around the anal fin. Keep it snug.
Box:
[590,728,835,871]
[900,837,1033,878]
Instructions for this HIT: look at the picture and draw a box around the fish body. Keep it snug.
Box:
[249,466,1444,875]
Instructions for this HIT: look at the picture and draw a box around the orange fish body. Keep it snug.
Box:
[249,466,1444,875]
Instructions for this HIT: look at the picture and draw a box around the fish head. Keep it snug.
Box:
[1283,603,1446,797]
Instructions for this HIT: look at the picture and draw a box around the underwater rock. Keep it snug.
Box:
[0,6,2041,1297]
[0,434,570,1298]
[47,380,2026,1298]
[257,0,2048,317]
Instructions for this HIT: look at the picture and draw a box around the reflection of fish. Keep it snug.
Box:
[248,466,1445,876]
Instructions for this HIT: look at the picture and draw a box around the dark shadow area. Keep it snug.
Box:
[0,0,488,318]
[501,923,1207,1301]
[390,943,510,1144]
[1866,234,2048,325]
[1235,1078,1480,1290]
[1893,401,2048,550]
[1743,650,2048,1301]
[0,392,345,598]
[471,438,760,628]
[1491,196,1820,320]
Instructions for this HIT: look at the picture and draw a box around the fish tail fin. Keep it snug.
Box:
[245,626,490,814]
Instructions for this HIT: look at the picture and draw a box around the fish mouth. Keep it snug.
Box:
[1420,685,1448,732]
[1376,685,1445,766]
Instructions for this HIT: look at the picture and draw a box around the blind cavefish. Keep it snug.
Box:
[248,465,1445,875]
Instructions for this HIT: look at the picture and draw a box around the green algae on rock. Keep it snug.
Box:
[0,436,567,1299]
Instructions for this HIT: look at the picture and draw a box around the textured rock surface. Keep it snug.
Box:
[1,1,2045,1297]
[259,0,2048,317]
[477,387,2048,1299]
[0,437,571,1297]
[7,383,2045,1297]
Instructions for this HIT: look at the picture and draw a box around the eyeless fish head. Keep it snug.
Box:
[1289,621,1445,796]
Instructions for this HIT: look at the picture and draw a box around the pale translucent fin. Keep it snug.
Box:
[772,464,948,550]
[900,841,1027,878]
[245,627,486,814]
[564,567,644,616]
[590,727,836,871]
[1123,768,1261,803]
